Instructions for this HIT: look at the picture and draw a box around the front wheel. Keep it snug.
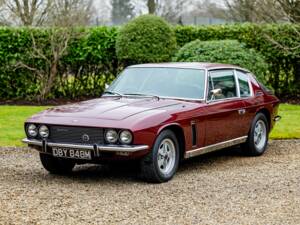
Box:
[39,153,75,174]
[140,130,180,183]
[242,113,269,156]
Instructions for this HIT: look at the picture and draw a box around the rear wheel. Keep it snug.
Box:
[40,153,75,174]
[140,130,180,183]
[243,113,269,156]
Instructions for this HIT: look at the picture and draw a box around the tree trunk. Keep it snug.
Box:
[293,59,300,90]
[147,0,156,14]
[41,60,58,100]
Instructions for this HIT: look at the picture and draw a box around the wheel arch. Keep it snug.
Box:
[157,123,186,160]
[256,108,271,131]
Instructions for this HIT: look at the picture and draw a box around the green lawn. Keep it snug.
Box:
[269,104,300,139]
[0,106,48,146]
[0,104,299,146]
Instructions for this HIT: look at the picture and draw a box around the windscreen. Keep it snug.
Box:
[107,67,206,99]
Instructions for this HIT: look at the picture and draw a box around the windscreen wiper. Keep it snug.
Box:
[102,91,123,97]
[124,93,160,100]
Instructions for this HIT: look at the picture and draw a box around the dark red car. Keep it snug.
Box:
[23,63,280,183]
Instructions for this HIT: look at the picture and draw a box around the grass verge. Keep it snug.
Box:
[0,106,48,146]
[0,104,298,146]
[270,104,300,139]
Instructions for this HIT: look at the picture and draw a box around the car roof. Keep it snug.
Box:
[129,62,250,72]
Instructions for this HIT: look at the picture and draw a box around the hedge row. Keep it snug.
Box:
[174,23,300,97]
[0,27,118,100]
[0,23,299,100]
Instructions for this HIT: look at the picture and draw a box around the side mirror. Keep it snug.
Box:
[210,88,222,100]
[105,84,109,89]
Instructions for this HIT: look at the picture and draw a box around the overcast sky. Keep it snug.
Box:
[93,0,226,22]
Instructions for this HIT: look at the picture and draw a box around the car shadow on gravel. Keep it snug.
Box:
[48,146,246,183]
[179,146,245,170]
[46,161,145,184]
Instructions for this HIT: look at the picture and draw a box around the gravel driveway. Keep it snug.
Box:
[0,140,299,225]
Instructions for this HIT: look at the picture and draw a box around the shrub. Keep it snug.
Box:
[0,26,118,100]
[116,14,177,64]
[174,24,300,97]
[174,39,269,85]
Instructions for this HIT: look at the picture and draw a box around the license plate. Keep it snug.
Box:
[52,147,92,160]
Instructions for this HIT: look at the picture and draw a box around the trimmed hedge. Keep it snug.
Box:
[0,23,299,100]
[0,26,118,100]
[174,40,269,85]
[116,15,177,64]
[174,23,300,97]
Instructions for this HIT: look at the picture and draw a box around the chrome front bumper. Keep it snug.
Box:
[22,138,149,154]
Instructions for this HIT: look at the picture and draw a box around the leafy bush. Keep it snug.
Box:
[0,26,118,100]
[116,14,177,64]
[174,24,300,97]
[173,39,269,84]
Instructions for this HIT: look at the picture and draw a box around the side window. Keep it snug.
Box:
[236,70,251,97]
[208,70,237,101]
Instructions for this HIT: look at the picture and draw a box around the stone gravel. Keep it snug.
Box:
[0,140,299,225]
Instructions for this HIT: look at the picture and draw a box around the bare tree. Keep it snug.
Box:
[276,0,300,23]
[159,0,185,24]
[0,0,51,26]
[187,0,228,22]
[144,0,186,24]
[94,0,111,25]
[47,0,94,27]
[224,0,299,23]
[111,0,134,25]
[224,0,260,22]
[14,28,79,100]
[0,0,94,26]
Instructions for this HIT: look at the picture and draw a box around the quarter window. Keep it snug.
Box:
[236,70,251,97]
[208,70,237,101]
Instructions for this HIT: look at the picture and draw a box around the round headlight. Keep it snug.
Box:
[105,129,118,144]
[27,124,38,137]
[119,130,132,144]
[39,125,49,138]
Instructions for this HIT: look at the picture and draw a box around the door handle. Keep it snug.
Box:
[238,109,246,115]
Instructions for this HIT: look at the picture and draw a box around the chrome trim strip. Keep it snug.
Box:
[233,69,241,98]
[98,145,149,152]
[184,136,248,159]
[22,138,149,153]
[23,138,43,146]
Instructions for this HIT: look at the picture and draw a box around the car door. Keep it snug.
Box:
[235,70,259,135]
[204,69,247,146]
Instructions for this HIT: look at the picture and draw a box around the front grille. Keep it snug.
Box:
[48,125,104,145]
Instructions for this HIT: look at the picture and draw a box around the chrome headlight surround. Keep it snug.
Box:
[119,130,133,145]
[105,129,118,144]
[39,125,49,138]
[27,124,38,137]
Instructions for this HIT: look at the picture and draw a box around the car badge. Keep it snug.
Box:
[82,134,90,142]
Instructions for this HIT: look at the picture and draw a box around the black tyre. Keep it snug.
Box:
[140,130,180,183]
[242,113,269,156]
[40,153,75,174]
